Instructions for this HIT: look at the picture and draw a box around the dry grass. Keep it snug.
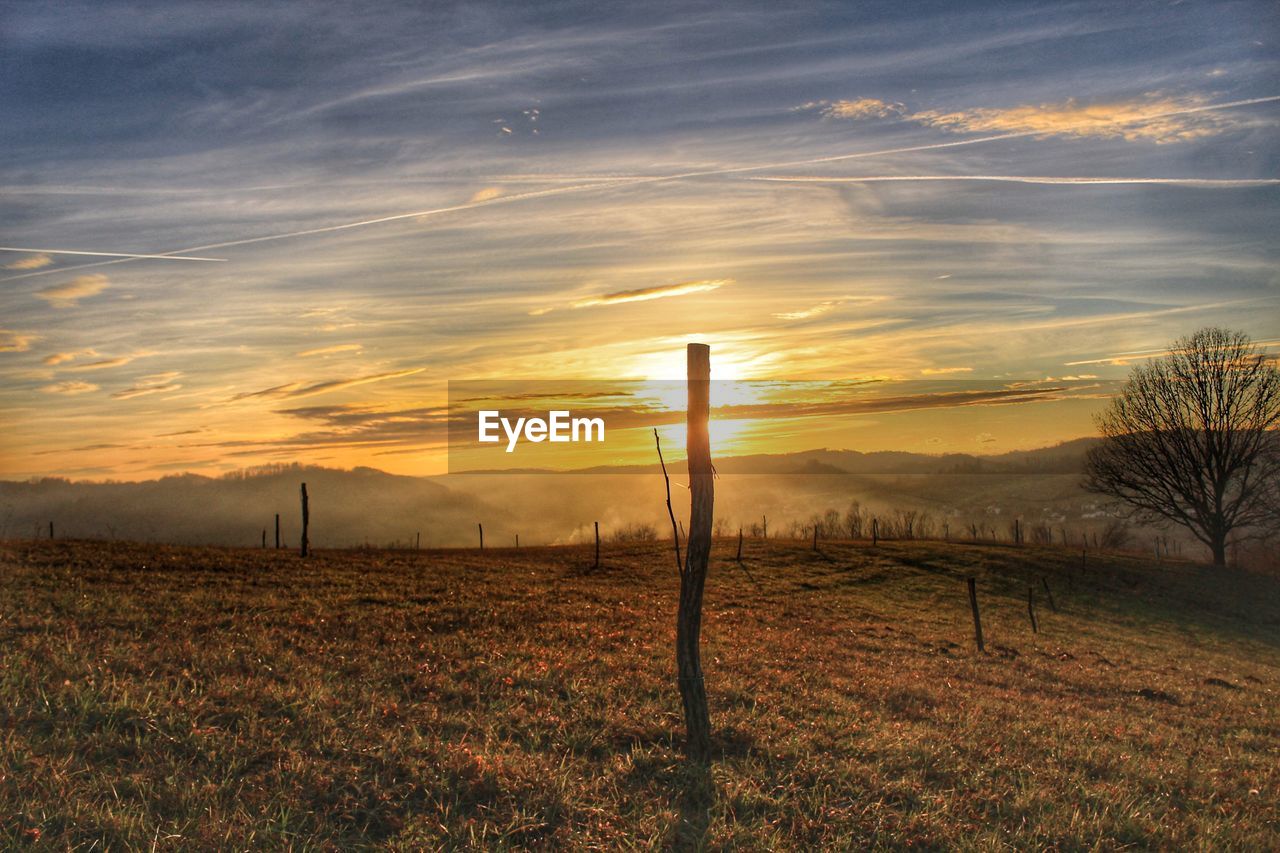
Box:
[1,537,1277,849]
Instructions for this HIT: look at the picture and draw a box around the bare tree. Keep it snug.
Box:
[1084,328,1280,566]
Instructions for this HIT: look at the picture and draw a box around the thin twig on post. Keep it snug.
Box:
[655,429,682,574]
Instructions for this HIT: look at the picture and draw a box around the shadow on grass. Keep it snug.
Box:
[670,759,714,851]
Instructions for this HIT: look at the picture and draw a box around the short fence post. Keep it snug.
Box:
[299,483,309,558]
[478,522,484,551]
[1027,586,1038,633]
[594,521,600,569]
[967,577,984,653]
[736,527,743,561]
[872,517,878,546]
[275,514,280,549]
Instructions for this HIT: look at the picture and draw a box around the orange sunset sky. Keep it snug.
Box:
[2,2,1278,480]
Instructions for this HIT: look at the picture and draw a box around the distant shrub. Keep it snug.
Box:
[609,523,657,543]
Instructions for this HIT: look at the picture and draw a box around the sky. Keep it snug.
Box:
[1,0,1278,479]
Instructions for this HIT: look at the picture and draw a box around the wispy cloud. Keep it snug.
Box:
[65,356,134,372]
[112,374,183,400]
[1,330,39,353]
[812,93,1278,143]
[920,367,974,375]
[41,380,98,395]
[36,274,109,308]
[228,367,425,402]
[800,97,904,119]
[43,349,96,366]
[296,343,363,357]
[567,279,732,310]
[911,94,1242,143]
[773,295,882,321]
[3,253,52,270]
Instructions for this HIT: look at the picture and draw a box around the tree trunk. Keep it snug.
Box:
[1210,531,1227,567]
[678,343,713,761]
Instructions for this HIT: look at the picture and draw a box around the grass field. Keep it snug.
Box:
[1,537,1277,849]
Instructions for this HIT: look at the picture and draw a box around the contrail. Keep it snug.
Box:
[4,94,1277,284]
[0,246,226,261]
[749,175,1280,187]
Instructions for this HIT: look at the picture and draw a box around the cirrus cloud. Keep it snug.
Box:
[4,253,52,270]
[568,279,732,310]
[41,380,98,395]
[1,329,39,353]
[36,274,109,308]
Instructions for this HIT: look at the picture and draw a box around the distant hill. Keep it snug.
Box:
[0,464,491,549]
[0,440,1143,553]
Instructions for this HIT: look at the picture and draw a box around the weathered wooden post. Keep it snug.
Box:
[762,515,767,539]
[49,521,54,540]
[299,483,309,557]
[515,534,519,548]
[594,521,600,569]
[1042,577,1057,612]
[1027,586,1038,633]
[967,577,984,652]
[678,342,714,761]
[416,531,420,550]
[261,528,266,548]
[736,527,743,562]
[275,514,281,549]
[944,522,950,540]
[478,522,484,551]
[872,517,878,546]
[1014,518,1021,545]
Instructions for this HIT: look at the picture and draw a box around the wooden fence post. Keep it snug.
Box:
[299,483,309,558]
[762,515,767,539]
[1027,586,1038,633]
[478,523,484,551]
[416,531,420,550]
[967,577,984,653]
[872,517,878,546]
[49,521,54,540]
[261,528,266,548]
[677,342,713,761]
[1042,577,1057,612]
[594,521,600,569]
[736,527,743,562]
